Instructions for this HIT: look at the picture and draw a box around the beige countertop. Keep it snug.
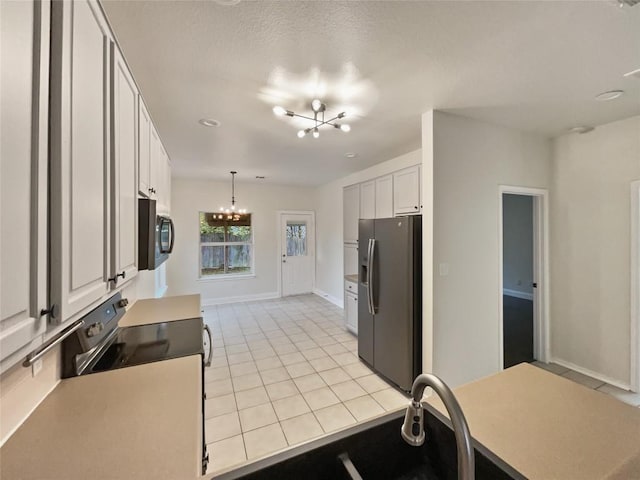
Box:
[344,274,358,284]
[0,355,203,480]
[119,294,202,327]
[428,363,640,479]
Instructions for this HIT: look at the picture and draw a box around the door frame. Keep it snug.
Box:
[631,181,640,392]
[276,210,316,297]
[498,185,550,368]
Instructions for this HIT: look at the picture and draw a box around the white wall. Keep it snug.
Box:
[314,149,422,305]
[502,194,534,296]
[167,178,315,305]
[430,111,551,387]
[550,115,640,387]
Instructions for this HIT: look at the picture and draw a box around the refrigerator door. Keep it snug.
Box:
[372,217,415,391]
[358,219,375,366]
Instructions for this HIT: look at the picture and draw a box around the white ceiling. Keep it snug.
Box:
[101,0,640,186]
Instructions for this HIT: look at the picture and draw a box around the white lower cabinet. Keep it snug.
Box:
[345,290,358,335]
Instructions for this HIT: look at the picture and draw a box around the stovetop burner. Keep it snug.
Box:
[61,293,204,378]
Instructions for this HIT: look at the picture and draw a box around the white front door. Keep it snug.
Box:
[280,213,314,296]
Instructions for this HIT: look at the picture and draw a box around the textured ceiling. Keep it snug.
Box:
[101,0,640,186]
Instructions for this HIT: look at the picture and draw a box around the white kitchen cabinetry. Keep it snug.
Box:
[110,45,138,287]
[359,180,375,220]
[343,184,360,244]
[0,0,50,372]
[375,175,393,218]
[138,98,151,197]
[393,165,421,215]
[345,290,358,334]
[156,144,171,214]
[50,0,113,324]
[344,245,358,276]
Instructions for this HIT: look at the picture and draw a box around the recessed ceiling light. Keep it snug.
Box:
[199,118,221,127]
[213,0,241,5]
[595,90,624,101]
[255,176,266,179]
[624,68,640,79]
[345,152,358,159]
[568,126,595,134]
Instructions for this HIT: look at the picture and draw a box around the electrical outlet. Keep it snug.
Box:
[439,263,449,276]
[31,358,43,377]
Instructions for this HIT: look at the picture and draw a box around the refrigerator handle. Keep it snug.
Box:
[367,239,377,314]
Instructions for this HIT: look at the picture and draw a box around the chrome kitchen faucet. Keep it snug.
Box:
[401,374,475,480]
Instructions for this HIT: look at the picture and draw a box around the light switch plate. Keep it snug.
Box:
[31,358,43,377]
[439,263,449,276]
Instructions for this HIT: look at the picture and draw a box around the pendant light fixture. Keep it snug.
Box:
[216,171,247,221]
[272,99,350,139]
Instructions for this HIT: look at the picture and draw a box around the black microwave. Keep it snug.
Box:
[138,198,174,270]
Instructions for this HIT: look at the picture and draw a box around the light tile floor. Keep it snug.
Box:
[203,294,408,474]
[202,294,640,475]
[532,361,640,407]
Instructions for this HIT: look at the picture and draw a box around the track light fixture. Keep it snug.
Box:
[272,99,351,139]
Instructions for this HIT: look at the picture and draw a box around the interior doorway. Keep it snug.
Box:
[498,186,549,369]
[279,211,315,297]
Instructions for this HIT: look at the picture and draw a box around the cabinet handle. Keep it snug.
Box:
[414,206,418,210]
[40,304,59,319]
[108,271,126,285]
[203,324,213,367]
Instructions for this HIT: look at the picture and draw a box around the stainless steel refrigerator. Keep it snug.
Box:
[358,216,422,393]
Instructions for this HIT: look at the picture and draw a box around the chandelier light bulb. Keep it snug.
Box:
[340,124,351,132]
[272,106,287,116]
[338,112,347,119]
[297,130,306,138]
[311,99,322,112]
[313,128,320,139]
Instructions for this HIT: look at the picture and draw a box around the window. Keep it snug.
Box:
[199,212,253,277]
[286,222,307,256]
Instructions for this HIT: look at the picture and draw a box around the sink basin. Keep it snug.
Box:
[213,406,523,480]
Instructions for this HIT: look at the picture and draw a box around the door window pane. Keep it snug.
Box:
[286,223,307,256]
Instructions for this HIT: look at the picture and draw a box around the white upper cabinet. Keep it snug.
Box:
[360,180,375,220]
[156,143,171,214]
[393,165,421,215]
[50,0,112,324]
[375,175,393,218]
[110,45,138,287]
[343,184,360,244]
[138,98,151,197]
[0,0,49,372]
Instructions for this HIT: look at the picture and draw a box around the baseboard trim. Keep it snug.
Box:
[503,289,533,301]
[313,288,343,308]
[550,357,631,391]
[202,291,280,307]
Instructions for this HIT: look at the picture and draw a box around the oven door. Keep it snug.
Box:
[155,216,174,266]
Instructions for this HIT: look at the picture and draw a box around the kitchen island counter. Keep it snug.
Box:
[427,363,640,480]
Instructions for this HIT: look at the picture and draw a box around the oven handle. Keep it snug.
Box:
[203,324,213,367]
[23,320,85,367]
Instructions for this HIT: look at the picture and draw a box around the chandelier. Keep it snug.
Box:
[215,171,247,221]
[272,99,351,139]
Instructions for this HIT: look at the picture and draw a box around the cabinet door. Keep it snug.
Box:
[149,125,160,199]
[359,180,375,220]
[50,0,112,324]
[165,156,172,213]
[375,175,393,218]
[138,98,151,197]
[343,244,358,276]
[0,0,49,371]
[343,184,360,244]
[393,165,421,215]
[110,45,138,287]
[157,144,169,213]
[345,292,358,334]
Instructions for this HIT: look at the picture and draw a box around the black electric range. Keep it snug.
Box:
[61,292,204,378]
